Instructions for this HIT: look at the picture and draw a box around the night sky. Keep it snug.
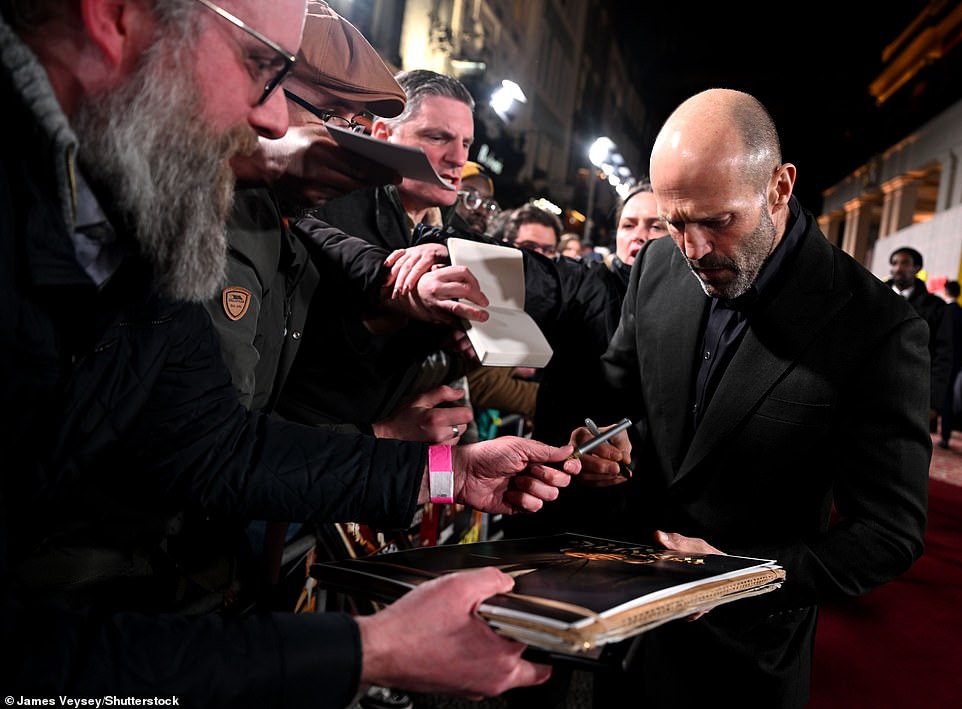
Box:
[614,2,940,213]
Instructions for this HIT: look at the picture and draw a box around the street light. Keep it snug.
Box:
[616,172,637,199]
[588,137,615,167]
[490,79,526,123]
[584,136,614,239]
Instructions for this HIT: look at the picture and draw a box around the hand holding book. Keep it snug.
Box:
[376,243,491,330]
[446,238,554,367]
[653,530,727,621]
[353,565,552,696]
[312,533,787,661]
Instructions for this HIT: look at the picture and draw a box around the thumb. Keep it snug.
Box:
[453,567,515,607]
[479,565,516,593]
[654,530,673,548]
[517,439,577,466]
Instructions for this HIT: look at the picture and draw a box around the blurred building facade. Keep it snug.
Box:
[818,0,962,286]
[329,0,961,274]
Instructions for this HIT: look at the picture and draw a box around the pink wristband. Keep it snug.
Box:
[428,444,454,504]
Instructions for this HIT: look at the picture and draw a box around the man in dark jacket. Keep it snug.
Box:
[586,89,929,708]
[207,0,406,414]
[206,3,489,613]
[280,69,624,440]
[887,246,953,429]
[0,1,582,704]
[278,69,481,430]
[208,4,480,430]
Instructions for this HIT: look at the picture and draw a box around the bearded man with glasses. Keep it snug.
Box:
[0,0,584,704]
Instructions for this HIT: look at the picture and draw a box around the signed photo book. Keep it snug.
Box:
[310,533,786,658]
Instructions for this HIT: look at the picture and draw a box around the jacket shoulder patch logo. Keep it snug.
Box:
[222,287,252,321]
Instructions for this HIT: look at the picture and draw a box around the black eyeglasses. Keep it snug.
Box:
[193,0,296,106]
[457,188,500,215]
[283,89,369,133]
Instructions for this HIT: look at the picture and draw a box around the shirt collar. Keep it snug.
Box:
[71,172,122,286]
[74,172,108,230]
[892,282,916,298]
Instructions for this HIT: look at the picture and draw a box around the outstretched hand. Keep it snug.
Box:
[451,437,580,514]
[356,567,552,698]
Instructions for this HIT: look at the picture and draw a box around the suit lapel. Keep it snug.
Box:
[675,224,850,482]
[637,241,709,471]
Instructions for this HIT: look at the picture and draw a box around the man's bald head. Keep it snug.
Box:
[652,89,782,193]
[649,89,797,300]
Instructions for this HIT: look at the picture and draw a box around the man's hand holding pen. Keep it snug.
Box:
[568,418,633,487]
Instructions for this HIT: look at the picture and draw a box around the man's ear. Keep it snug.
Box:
[372,119,393,141]
[769,162,796,210]
[81,0,148,69]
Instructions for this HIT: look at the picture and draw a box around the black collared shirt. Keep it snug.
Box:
[692,197,807,427]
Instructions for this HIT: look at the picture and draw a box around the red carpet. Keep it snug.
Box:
[809,477,962,707]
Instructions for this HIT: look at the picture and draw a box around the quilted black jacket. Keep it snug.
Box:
[0,18,425,707]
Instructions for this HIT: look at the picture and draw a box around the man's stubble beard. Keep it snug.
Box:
[686,203,777,300]
[73,36,257,302]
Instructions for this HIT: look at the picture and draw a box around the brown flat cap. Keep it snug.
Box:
[286,1,405,118]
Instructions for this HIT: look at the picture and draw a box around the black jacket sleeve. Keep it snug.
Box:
[292,213,390,309]
[5,596,364,709]
[3,301,427,705]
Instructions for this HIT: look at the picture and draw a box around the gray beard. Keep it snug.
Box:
[72,36,255,302]
[686,206,776,300]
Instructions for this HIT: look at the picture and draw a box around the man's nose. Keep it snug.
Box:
[682,226,712,260]
[248,89,290,140]
[446,142,469,167]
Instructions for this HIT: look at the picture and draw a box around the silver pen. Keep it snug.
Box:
[584,418,603,437]
[575,417,632,457]
[577,418,633,479]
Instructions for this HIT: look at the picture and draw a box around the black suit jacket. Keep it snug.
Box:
[596,209,929,707]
